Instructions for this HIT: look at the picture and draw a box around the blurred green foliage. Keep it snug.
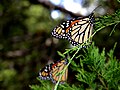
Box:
[0,0,120,90]
[0,0,65,90]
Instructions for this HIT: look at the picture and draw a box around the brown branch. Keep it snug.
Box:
[38,0,82,17]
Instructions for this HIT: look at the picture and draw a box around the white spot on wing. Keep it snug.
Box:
[61,25,64,28]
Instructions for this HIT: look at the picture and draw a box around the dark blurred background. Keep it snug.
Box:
[0,0,120,90]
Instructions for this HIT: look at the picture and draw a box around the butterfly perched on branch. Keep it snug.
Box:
[51,13,94,46]
[39,59,68,84]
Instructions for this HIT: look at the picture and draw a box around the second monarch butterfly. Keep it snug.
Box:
[51,13,94,46]
[39,59,68,84]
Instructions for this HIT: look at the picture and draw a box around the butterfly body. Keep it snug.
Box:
[51,13,94,46]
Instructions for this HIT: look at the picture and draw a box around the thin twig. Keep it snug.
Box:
[54,46,82,90]
[38,0,82,17]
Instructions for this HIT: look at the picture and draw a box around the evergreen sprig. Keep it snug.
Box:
[71,43,120,90]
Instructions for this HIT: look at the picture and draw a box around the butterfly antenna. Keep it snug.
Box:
[92,5,102,13]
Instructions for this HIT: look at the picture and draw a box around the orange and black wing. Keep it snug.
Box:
[50,59,68,84]
[51,13,94,46]
[38,59,68,84]
[67,13,94,46]
[51,19,76,39]
[39,64,52,80]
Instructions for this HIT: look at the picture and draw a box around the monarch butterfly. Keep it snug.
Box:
[51,13,94,46]
[39,59,68,84]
